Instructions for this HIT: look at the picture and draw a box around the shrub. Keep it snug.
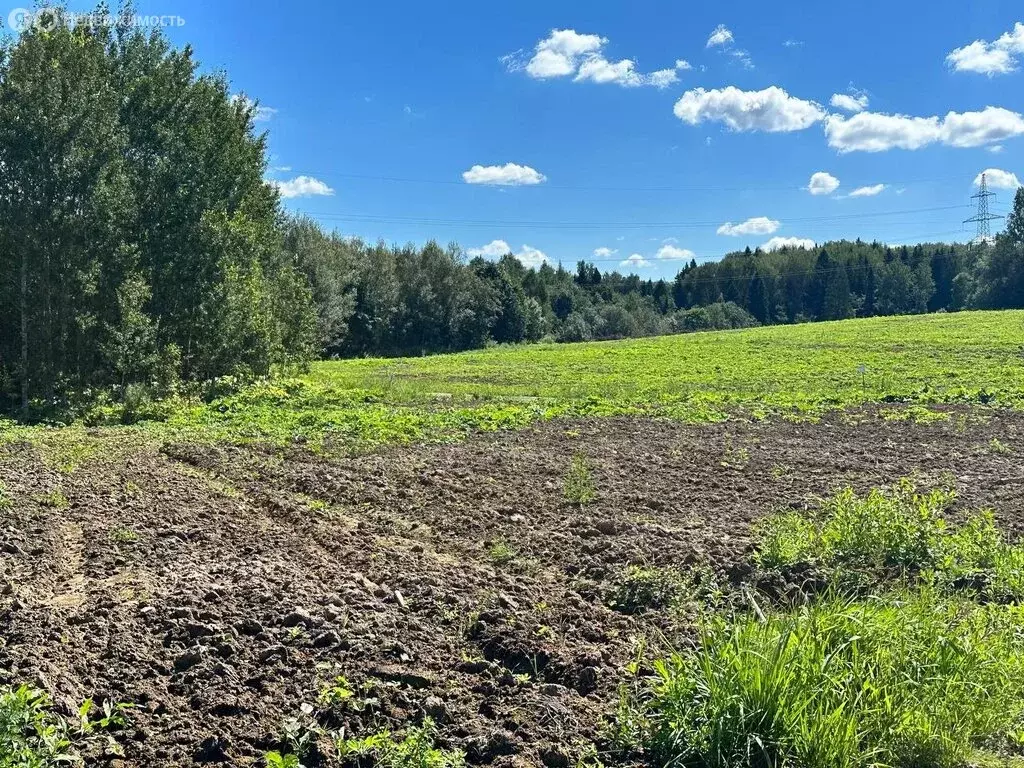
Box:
[642,590,1024,768]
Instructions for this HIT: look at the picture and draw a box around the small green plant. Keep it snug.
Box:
[563,452,596,505]
[720,433,750,468]
[0,686,130,768]
[989,436,1013,455]
[317,675,355,708]
[0,480,11,511]
[109,527,138,544]
[335,719,464,768]
[609,565,684,614]
[487,540,515,566]
[265,751,303,768]
[35,489,68,510]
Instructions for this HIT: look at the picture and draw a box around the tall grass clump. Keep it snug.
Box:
[755,479,1024,601]
[642,590,1024,768]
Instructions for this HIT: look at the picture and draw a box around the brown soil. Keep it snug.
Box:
[2,408,1024,767]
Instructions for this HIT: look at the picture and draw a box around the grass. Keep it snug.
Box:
[754,479,1024,601]
[640,590,1024,768]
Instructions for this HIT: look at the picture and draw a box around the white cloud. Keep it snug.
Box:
[232,94,276,122]
[989,145,1005,154]
[941,107,1024,147]
[675,59,692,70]
[975,168,1021,189]
[848,183,887,197]
[808,171,840,195]
[467,240,550,268]
[466,240,512,258]
[825,107,1024,153]
[706,24,734,47]
[673,86,824,132]
[762,236,816,251]
[717,216,780,236]
[593,247,618,257]
[620,254,651,269]
[515,245,550,268]
[783,39,803,48]
[507,29,681,88]
[946,23,1024,76]
[656,244,697,260]
[730,49,754,69]
[272,176,334,198]
[830,91,869,113]
[462,163,547,186]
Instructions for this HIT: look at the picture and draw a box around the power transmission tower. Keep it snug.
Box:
[963,172,1004,246]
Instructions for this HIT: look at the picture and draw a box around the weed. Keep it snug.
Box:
[109,527,138,544]
[335,719,464,767]
[35,489,68,510]
[0,686,130,768]
[990,436,1013,455]
[638,589,1024,768]
[0,480,10,511]
[609,565,685,614]
[563,452,596,505]
[317,676,355,708]
[265,752,303,768]
[754,479,1024,601]
[720,433,750,468]
[487,540,515,566]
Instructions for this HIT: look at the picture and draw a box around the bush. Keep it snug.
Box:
[671,302,759,334]
[642,590,1024,768]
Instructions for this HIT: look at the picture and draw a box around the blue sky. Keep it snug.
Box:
[22,0,1024,277]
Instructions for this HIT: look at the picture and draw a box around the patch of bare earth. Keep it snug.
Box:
[2,408,1024,766]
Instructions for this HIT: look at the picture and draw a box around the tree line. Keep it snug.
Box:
[2,10,1023,420]
[284,189,1024,359]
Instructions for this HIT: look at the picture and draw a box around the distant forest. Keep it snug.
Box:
[2,11,1024,419]
[285,216,1023,359]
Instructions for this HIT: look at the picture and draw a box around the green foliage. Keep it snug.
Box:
[487,540,515,566]
[608,566,685,614]
[0,686,72,768]
[0,686,129,768]
[0,481,11,511]
[0,7,315,419]
[755,480,1024,600]
[264,752,302,768]
[563,452,596,504]
[335,720,464,768]
[640,590,1024,768]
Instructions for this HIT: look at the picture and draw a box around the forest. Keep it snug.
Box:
[2,13,1024,419]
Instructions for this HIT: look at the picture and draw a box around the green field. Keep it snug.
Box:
[4,310,1023,450]
[162,310,1024,447]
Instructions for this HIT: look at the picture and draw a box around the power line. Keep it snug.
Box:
[294,204,974,231]
[275,170,980,194]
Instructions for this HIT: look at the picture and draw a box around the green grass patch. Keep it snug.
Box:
[638,590,1024,768]
[4,310,1020,450]
[755,480,1024,601]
